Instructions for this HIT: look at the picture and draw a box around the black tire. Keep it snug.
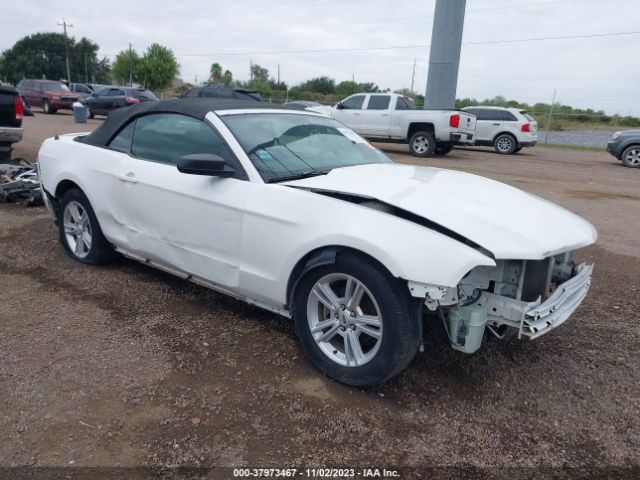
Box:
[293,252,421,386]
[621,145,640,168]
[409,131,436,157]
[87,107,95,119]
[58,189,117,265]
[514,147,523,153]
[434,144,453,156]
[43,99,52,114]
[493,133,517,154]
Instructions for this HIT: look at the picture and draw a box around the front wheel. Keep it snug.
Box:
[87,107,95,119]
[58,189,118,264]
[494,133,517,154]
[434,144,453,155]
[621,146,640,168]
[293,252,421,386]
[409,131,436,157]
[43,99,53,114]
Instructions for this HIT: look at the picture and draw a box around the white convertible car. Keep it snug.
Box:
[37,99,597,386]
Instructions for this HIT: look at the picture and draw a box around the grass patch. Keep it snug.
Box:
[536,143,604,153]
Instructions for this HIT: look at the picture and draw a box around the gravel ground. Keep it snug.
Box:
[539,130,615,148]
[1,112,639,478]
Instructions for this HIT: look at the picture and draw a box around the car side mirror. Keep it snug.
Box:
[336,102,343,110]
[177,153,236,177]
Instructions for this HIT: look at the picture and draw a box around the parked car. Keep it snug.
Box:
[462,106,538,154]
[69,82,94,99]
[181,86,263,101]
[84,87,158,118]
[17,79,81,114]
[37,99,596,386]
[606,130,640,168]
[88,83,110,93]
[307,93,476,157]
[0,84,24,160]
[283,100,322,110]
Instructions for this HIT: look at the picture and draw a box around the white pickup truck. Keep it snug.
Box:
[307,93,476,157]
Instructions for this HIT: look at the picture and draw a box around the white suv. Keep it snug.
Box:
[463,106,538,154]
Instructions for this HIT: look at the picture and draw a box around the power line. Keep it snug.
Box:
[149,30,640,57]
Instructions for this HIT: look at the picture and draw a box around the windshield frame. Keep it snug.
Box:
[218,110,393,183]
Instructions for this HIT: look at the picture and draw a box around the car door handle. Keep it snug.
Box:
[492,123,500,126]
[380,113,389,116]
[118,172,138,183]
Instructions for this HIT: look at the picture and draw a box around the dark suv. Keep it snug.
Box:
[182,86,262,101]
[17,79,81,114]
[84,87,158,118]
[606,130,640,168]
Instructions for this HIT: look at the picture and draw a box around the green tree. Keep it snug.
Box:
[298,76,335,94]
[137,43,179,91]
[0,32,110,84]
[210,62,222,84]
[221,69,233,86]
[336,80,362,96]
[250,63,269,84]
[111,48,140,86]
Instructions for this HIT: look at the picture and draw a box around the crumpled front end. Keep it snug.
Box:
[415,252,594,353]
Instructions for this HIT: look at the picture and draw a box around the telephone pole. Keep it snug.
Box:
[425,0,466,109]
[277,64,280,84]
[57,18,73,83]
[410,59,416,94]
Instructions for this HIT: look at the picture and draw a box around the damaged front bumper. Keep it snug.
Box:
[519,263,593,338]
[415,258,594,354]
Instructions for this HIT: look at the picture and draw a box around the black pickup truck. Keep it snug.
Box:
[0,83,24,161]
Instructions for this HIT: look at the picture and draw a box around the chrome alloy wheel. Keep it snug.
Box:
[625,148,640,166]
[63,200,92,258]
[412,135,430,154]
[306,273,383,367]
[496,136,513,152]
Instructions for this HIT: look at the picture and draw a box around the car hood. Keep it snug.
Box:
[284,163,597,259]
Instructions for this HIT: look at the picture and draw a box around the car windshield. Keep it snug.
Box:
[42,82,69,91]
[222,113,392,182]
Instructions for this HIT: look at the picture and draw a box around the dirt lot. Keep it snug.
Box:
[1,112,639,477]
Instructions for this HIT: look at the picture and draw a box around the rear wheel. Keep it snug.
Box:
[43,99,52,114]
[621,146,640,168]
[409,131,436,157]
[293,252,421,386]
[434,144,453,155]
[58,189,117,264]
[494,133,517,154]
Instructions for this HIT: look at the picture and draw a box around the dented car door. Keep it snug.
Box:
[114,113,249,288]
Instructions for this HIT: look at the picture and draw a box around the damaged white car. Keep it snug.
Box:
[37,99,597,386]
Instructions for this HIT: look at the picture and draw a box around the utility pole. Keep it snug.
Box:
[277,64,280,85]
[128,42,133,87]
[57,18,73,83]
[410,59,416,94]
[425,0,466,109]
[250,60,253,83]
[84,52,88,83]
[544,89,556,144]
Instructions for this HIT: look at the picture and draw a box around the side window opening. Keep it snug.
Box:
[341,95,365,110]
[108,121,136,154]
[129,114,232,167]
[367,95,391,110]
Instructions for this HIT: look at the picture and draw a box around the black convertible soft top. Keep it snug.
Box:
[81,98,288,147]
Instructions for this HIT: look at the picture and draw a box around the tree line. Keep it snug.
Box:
[1,33,636,128]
